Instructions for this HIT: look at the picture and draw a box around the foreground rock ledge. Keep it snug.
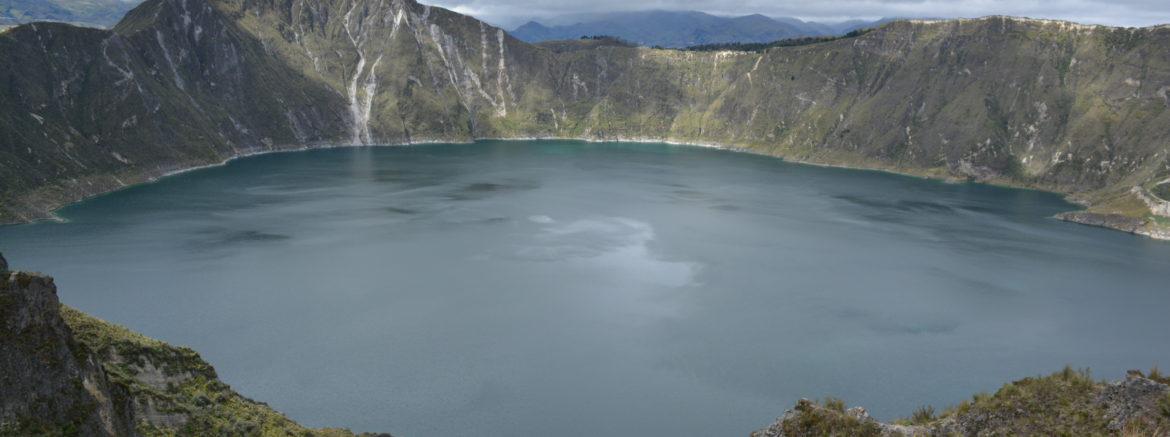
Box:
[753,368,1170,436]
[1056,211,1170,240]
[0,255,392,437]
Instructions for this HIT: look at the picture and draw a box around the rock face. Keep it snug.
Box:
[750,399,918,437]
[1096,373,1170,431]
[752,368,1170,437]
[0,263,136,436]
[1056,211,1151,233]
[0,253,386,437]
[1,0,1169,238]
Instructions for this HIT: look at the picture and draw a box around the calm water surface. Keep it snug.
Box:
[2,140,1169,436]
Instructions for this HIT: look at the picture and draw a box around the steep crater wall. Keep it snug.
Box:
[1,0,1169,238]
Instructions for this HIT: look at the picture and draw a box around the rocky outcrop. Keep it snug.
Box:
[1,0,1169,238]
[1096,373,1170,431]
[1056,211,1150,233]
[1056,210,1170,239]
[0,260,136,436]
[0,253,388,437]
[752,368,1170,436]
[59,307,387,437]
[1137,185,1170,216]
[750,399,919,437]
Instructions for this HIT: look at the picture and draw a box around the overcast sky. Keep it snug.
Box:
[426,0,1170,29]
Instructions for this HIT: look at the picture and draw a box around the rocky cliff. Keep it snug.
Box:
[753,367,1170,437]
[0,254,388,437]
[1,0,1169,238]
[0,254,137,436]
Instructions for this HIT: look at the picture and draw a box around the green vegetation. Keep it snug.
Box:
[579,35,631,42]
[1,271,131,437]
[535,35,638,53]
[59,306,377,437]
[775,399,887,437]
[1150,367,1170,385]
[946,366,1109,434]
[821,397,845,412]
[907,404,935,425]
[4,267,386,436]
[1,0,1169,241]
[1152,184,1170,202]
[683,28,872,52]
[759,366,1170,436]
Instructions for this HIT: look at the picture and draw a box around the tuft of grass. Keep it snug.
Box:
[938,399,971,419]
[779,399,888,437]
[1121,419,1166,437]
[1162,392,1170,419]
[1152,184,1170,202]
[909,404,936,424]
[822,397,846,412]
[939,366,1107,435]
[1149,367,1170,385]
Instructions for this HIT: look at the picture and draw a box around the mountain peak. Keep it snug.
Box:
[509,10,877,47]
[516,20,549,30]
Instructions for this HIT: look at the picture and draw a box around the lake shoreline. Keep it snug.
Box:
[5,141,1169,435]
[4,135,1166,240]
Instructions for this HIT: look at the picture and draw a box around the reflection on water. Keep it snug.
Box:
[1,140,1168,437]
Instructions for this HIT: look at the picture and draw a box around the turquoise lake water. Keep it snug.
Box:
[2,140,1169,436]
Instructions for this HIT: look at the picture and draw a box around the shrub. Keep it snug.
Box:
[1151,184,1170,202]
[1149,366,1169,385]
[910,404,936,424]
[823,397,846,412]
[683,28,874,52]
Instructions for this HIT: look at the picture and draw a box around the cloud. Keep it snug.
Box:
[425,0,1170,29]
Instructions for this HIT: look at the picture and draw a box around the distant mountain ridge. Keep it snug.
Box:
[510,10,889,47]
[0,0,142,28]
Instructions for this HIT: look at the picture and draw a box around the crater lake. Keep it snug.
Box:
[2,140,1169,436]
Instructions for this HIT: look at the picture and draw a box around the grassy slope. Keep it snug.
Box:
[60,305,384,437]
[754,367,1170,437]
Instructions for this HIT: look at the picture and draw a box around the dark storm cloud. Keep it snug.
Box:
[427,0,1170,28]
